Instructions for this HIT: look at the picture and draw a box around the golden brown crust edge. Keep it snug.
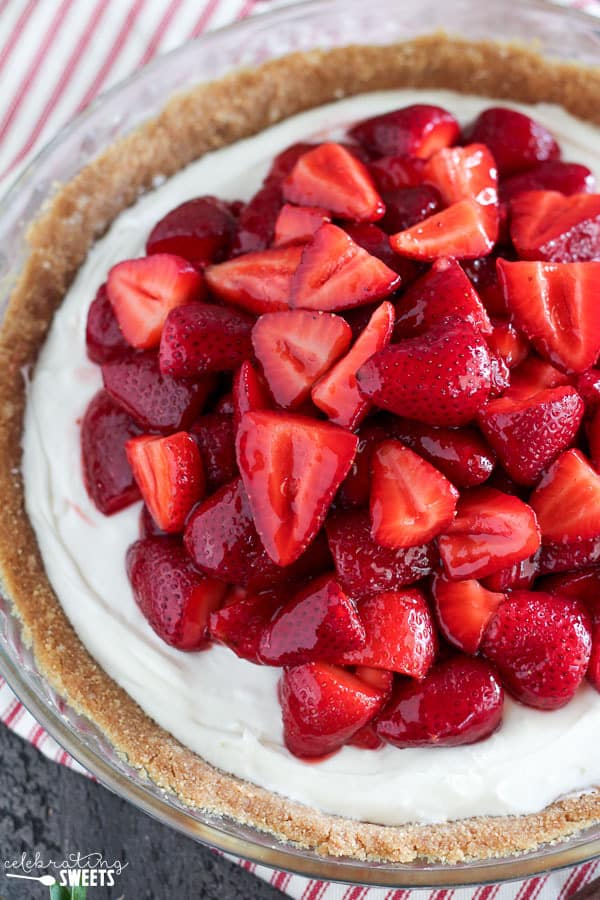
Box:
[1,36,600,865]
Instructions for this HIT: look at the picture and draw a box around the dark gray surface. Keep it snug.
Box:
[0,723,284,899]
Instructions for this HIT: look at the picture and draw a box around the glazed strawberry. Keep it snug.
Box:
[354,666,395,694]
[205,245,302,314]
[126,537,226,650]
[126,432,205,533]
[139,503,167,538]
[507,354,572,400]
[539,569,600,624]
[273,204,331,247]
[438,487,541,581]
[390,199,498,260]
[368,154,426,192]
[462,254,509,317]
[486,321,529,369]
[259,574,365,666]
[576,369,600,415]
[463,107,560,176]
[290,224,400,312]
[386,418,495,488]
[146,196,237,267]
[159,302,254,378]
[209,586,284,663]
[481,590,592,709]
[538,538,600,575]
[266,142,316,185]
[102,352,213,432]
[589,624,600,692]
[336,421,390,508]
[343,222,420,281]
[357,317,492,427]
[236,411,358,566]
[347,723,385,750]
[279,662,386,759]
[107,254,204,349]
[185,477,332,589]
[499,161,595,203]
[190,414,237,492]
[379,185,442,234]
[587,408,600,470]
[370,441,458,548]
[326,508,436,598]
[480,554,539,592]
[338,589,436,677]
[252,310,351,409]
[214,392,234,415]
[394,257,492,339]
[530,449,600,544]
[510,191,600,263]
[81,390,141,515]
[489,353,510,398]
[432,574,505,655]
[478,386,584,486]
[232,360,272,430]
[349,105,459,159]
[312,301,394,429]
[423,143,498,207]
[86,284,129,364]
[230,181,282,255]
[497,260,600,372]
[376,656,503,748]
[282,142,385,222]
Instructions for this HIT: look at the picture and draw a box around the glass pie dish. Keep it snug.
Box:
[1,0,600,888]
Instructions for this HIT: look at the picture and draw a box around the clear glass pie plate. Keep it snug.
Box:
[1,0,600,888]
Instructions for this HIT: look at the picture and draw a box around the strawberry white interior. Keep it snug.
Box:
[22,89,600,826]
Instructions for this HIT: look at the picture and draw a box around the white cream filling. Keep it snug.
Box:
[22,89,600,826]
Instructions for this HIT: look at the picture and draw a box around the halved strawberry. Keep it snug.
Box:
[538,569,600,625]
[290,224,401,312]
[423,143,498,207]
[478,386,584,486]
[497,259,600,373]
[205,245,302,314]
[86,284,129,364]
[259,574,365,666]
[530,449,600,544]
[357,317,492,426]
[462,254,509,317]
[190,414,237,492]
[481,590,592,709]
[126,432,205,533]
[236,411,358,566]
[376,656,504,748]
[336,421,390,508]
[282,142,385,222]
[349,105,460,159]
[232,359,272,431]
[159,303,254,377]
[126,537,226,650]
[252,310,351,410]
[480,554,539,592]
[379,185,442,234]
[394,256,492,339]
[279,662,386,759]
[312,301,394,429]
[343,222,420,280]
[507,354,572,400]
[273,204,331,247]
[209,586,284,663]
[369,154,426,192]
[326,508,436,598]
[539,538,600,575]
[432,574,505,654]
[438,487,541,580]
[510,190,600,262]
[146,196,237,267]
[499,161,595,203]
[463,107,560,176]
[230,181,282,255]
[266,142,316,185]
[486,320,529,368]
[370,441,458,548]
[390,199,498,260]
[107,254,204,349]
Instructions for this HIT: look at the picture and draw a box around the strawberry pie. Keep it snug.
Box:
[2,37,600,864]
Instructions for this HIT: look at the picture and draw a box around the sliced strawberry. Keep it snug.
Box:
[423,143,498,207]
[205,245,302,314]
[497,259,600,373]
[273,204,331,247]
[462,254,509,317]
[394,256,492,339]
[500,161,595,203]
[209,586,284,663]
[139,503,166,538]
[589,623,600,693]
[357,317,492,426]
[236,411,357,566]
[463,107,560,176]
[126,537,226,650]
[480,554,539,591]
[538,569,600,625]
[266,142,316,185]
[376,656,503,748]
[86,283,129,364]
[338,589,435,677]
[81,390,141,515]
[107,254,204,350]
[370,441,458,548]
[252,310,351,410]
[326,508,436,598]
[190,413,237,492]
[389,199,497,260]
[312,301,394,429]
[349,105,459,159]
[232,360,272,430]
[336,421,390,508]
[432,574,505,655]
[508,354,572,400]
[279,662,386,759]
[481,590,592,709]
[530,449,600,544]
[126,432,204,533]
[259,574,365,666]
[438,487,541,580]
[379,185,442,234]
[146,196,237,267]
[230,181,282,255]
[478,386,584,486]
[290,223,400,312]
[343,222,421,281]
[159,302,253,378]
[369,154,426,192]
[101,352,212,433]
[486,320,529,369]
[576,369,600,415]
[510,190,600,262]
[282,142,384,222]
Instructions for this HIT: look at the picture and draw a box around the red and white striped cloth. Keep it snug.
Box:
[0,2,599,897]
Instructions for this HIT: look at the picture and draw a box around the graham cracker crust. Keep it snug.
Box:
[0,35,600,864]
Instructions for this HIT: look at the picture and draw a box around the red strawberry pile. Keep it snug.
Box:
[80,103,600,761]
